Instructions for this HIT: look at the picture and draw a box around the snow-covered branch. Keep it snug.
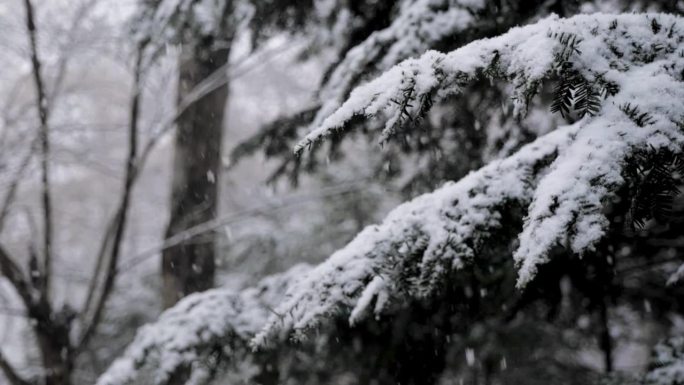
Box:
[312,0,489,129]
[254,125,575,346]
[98,12,684,384]
[296,13,683,153]
[96,264,310,385]
[254,13,684,344]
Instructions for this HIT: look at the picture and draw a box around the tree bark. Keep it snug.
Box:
[26,298,74,385]
[35,324,73,385]
[162,40,230,309]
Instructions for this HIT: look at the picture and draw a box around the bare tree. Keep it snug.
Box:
[0,0,253,380]
[0,2,146,383]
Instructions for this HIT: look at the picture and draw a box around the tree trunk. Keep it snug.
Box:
[37,335,72,385]
[162,40,230,309]
[29,302,74,385]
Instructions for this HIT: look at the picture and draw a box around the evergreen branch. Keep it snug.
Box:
[620,103,656,127]
[629,147,684,229]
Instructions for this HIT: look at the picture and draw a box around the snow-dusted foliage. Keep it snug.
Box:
[251,13,684,344]
[231,0,683,193]
[96,264,311,385]
[254,126,575,345]
[646,337,684,385]
[312,0,487,128]
[98,11,684,385]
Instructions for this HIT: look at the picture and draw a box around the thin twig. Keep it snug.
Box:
[132,40,292,183]
[23,0,53,298]
[118,180,370,273]
[0,140,36,233]
[616,255,684,276]
[79,212,116,323]
[0,245,33,309]
[46,0,100,110]
[77,43,145,351]
[0,2,97,236]
[0,246,33,385]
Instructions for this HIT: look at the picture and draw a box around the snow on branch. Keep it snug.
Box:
[296,13,683,154]
[252,13,684,345]
[109,11,684,380]
[254,125,576,346]
[96,264,311,385]
[313,0,488,128]
[646,337,684,385]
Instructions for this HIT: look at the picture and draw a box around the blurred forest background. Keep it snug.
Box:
[0,1,394,382]
[0,1,682,385]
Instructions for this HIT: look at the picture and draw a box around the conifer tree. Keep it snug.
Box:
[99,11,684,385]
[263,10,683,341]
[232,0,682,194]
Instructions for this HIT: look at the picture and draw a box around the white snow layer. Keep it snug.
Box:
[96,264,311,385]
[313,0,488,130]
[280,12,684,339]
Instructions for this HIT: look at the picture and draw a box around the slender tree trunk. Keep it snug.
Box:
[36,334,72,385]
[598,296,613,373]
[28,300,74,385]
[22,1,70,383]
[162,40,230,309]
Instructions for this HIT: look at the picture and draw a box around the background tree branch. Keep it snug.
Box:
[77,43,146,351]
[0,349,30,385]
[23,0,53,300]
